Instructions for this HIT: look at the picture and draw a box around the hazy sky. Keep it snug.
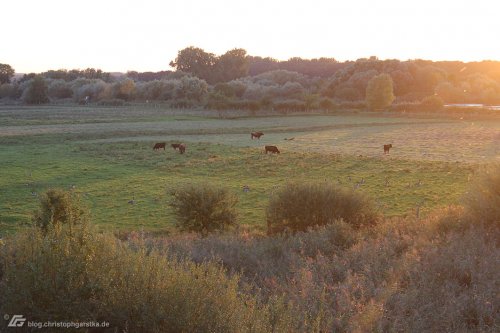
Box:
[3,0,500,73]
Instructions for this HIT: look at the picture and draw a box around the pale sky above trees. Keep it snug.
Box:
[3,0,499,73]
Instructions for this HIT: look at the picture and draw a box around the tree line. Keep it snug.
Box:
[1,48,500,110]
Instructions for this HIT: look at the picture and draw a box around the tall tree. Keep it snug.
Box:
[214,48,249,82]
[170,46,216,82]
[365,74,395,110]
[0,63,15,84]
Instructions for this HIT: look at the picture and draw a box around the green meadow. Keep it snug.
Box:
[0,105,498,235]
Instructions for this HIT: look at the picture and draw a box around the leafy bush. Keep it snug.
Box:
[170,183,238,235]
[32,189,88,232]
[48,79,73,99]
[463,164,500,228]
[0,224,282,332]
[266,182,379,234]
[22,76,49,104]
[0,83,21,99]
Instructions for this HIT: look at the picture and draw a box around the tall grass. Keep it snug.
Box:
[463,163,500,228]
[0,224,291,332]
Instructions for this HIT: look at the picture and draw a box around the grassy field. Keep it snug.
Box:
[0,105,498,235]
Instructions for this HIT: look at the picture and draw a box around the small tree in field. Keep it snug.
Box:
[169,184,238,235]
[366,73,395,110]
[32,189,88,232]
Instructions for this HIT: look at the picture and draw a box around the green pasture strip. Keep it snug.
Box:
[0,139,472,236]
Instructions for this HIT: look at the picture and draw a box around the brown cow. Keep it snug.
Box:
[171,143,181,150]
[178,144,186,154]
[384,144,393,154]
[265,145,280,154]
[251,131,264,139]
[153,142,166,150]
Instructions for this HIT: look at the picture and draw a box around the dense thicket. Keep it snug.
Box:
[2,48,500,109]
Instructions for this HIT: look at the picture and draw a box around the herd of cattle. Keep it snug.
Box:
[153,131,392,155]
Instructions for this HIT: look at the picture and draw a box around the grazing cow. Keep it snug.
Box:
[178,144,186,154]
[251,131,264,139]
[384,144,392,154]
[171,143,181,150]
[153,142,166,150]
[265,145,280,154]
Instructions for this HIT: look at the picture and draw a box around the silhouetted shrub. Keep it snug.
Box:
[266,182,379,234]
[463,164,500,228]
[32,189,88,232]
[170,184,238,235]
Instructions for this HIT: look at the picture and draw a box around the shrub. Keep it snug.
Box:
[420,95,444,111]
[22,76,49,104]
[48,79,73,99]
[0,83,21,99]
[380,227,499,332]
[425,205,468,236]
[462,164,500,228]
[170,184,238,235]
[0,224,279,332]
[266,182,379,234]
[318,97,337,111]
[32,189,88,232]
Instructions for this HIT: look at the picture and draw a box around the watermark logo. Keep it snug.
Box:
[7,315,26,327]
[4,314,109,329]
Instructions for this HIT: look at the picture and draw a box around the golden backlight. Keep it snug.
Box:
[3,0,500,73]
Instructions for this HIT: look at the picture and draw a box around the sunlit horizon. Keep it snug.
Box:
[4,0,500,73]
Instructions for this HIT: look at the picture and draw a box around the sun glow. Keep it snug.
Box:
[3,0,500,73]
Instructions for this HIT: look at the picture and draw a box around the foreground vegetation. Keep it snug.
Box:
[0,164,498,332]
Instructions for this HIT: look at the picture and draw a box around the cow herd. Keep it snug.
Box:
[153,131,393,156]
[154,142,186,154]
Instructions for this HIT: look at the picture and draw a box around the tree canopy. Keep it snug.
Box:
[365,73,395,110]
[0,63,15,84]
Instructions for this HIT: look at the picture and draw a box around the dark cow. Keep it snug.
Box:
[153,142,166,150]
[178,144,186,154]
[171,143,181,150]
[251,131,264,139]
[265,145,280,154]
[384,144,393,154]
